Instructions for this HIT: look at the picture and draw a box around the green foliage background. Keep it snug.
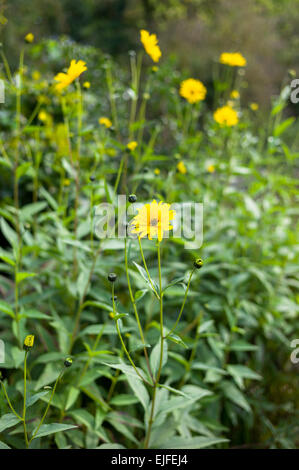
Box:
[0,0,298,450]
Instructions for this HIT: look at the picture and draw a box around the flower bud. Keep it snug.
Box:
[108,273,117,282]
[128,194,137,203]
[64,357,73,368]
[23,335,34,351]
[194,258,203,269]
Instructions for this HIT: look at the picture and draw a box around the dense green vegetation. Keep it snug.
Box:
[0,3,298,450]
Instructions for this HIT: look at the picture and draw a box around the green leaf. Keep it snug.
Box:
[159,436,229,449]
[150,339,168,376]
[16,272,36,284]
[133,262,159,296]
[26,390,50,408]
[221,381,251,412]
[0,300,15,319]
[0,413,20,433]
[110,394,139,406]
[33,423,77,439]
[0,441,11,449]
[227,365,262,389]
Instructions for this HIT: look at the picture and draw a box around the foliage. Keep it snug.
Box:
[0,31,298,450]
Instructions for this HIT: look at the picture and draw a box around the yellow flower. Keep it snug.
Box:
[214,105,239,127]
[99,117,112,128]
[54,59,87,92]
[230,90,240,99]
[140,29,161,63]
[154,168,160,175]
[63,178,71,186]
[127,141,138,151]
[109,312,115,319]
[207,164,215,173]
[179,79,207,104]
[177,161,187,174]
[23,335,34,350]
[25,33,34,43]
[219,52,246,67]
[250,102,259,111]
[32,70,41,81]
[130,199,175,242]
[83,81,90,89]
[38,110,48,122]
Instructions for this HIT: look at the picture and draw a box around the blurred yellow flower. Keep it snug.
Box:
[230,90,240,99]
[38,110,48,122]
[177,161,187,174]
[54,59,87,92]
[180,79,207,104]
[130,199,175,242]
[99,117,112,128]
[250,102,259,111]
[25,33,34,43]
[63,178,71,186]
[140,29,161,63]
[83,81,90,89]
[127,141,138,151]
[32,70,41,81]
[214,105,239,127]
[220,52,247,67]
[207,164,215,173]
[154,168,160,175]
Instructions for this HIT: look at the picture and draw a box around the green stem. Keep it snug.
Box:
[125,238,153,383]
[29,370,64,444]
[144,241,164,449]
[112,284,151,386]
[165,267,195,338]
[0,381,23,420]
[23,351,29,448]
[138,236,160,299]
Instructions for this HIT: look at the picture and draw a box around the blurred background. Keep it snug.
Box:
[1,0,299,109]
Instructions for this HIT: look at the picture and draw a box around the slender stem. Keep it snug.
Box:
[125,238,153,383]
[138,236,160,299]
[23,351,29,448]
[69,244,102,352]
[144,241,164,449]
[165,267,196,338]
[112,284,151,386]
[0,381,22,420]
[77,325,105,386]
[29,371,64,444]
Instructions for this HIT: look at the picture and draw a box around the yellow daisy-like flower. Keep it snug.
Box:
[207,164,215,173]
[54,59,87,92]
[83,81,90,89]
[179,79,207,104]
[140,29,162,63]
[219,52,247,67]
[127,141,138,151]
[177,161,187,174]
[99,117,112,128]
[154,168,160,175]
[250,102,259,111]
[25,33,34,43]
[230,90,240,99]
[130,200,175,242]
[213,105,239,127]
[23,334,34,351]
